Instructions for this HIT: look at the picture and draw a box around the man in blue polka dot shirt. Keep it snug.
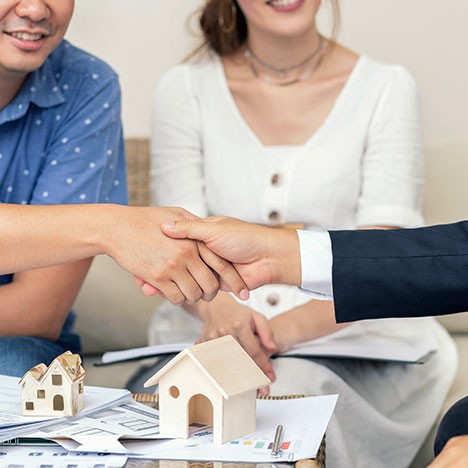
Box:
[0,0,127,376]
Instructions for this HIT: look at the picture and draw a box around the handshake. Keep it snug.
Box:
[113,206,302,304]
[0,204,301,301]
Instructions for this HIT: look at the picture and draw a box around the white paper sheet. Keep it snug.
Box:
[23,401,209,454]
[101,338,435,366]
[129,395,338,462]
[34,396,337,462]
[101,342,193,364]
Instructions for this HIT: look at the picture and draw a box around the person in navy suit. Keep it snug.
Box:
[159,216,468,467]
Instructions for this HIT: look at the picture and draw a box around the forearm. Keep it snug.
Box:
[270,300,349,351]
[0,259,91,339]
[0,203,123,274]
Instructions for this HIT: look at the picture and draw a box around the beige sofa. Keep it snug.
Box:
[75,138,468,466]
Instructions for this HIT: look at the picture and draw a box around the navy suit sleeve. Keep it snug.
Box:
[329,222,468,322]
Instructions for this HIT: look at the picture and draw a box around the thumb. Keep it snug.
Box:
[162,219,208,241]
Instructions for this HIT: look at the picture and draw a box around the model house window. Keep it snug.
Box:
[52,374,62,386]
[37,389,45,399]
[25,402,34,410]
[169,385,180,398]
[79,382,84,394]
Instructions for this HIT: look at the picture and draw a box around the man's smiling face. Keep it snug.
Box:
[0,0,74,78]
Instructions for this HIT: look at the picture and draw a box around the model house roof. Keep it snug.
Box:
[144,335,270,398]
[19,351,86,386]
[26,363,48,381]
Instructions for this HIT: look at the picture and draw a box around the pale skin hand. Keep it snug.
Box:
[160,216,302,290]
[427,436,468,468]
[184,292,277,392]
[102,207,248,305]
[185,295,346,387]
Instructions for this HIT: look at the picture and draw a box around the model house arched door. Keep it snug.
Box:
[53,394,64,411]
[188,393,213,427]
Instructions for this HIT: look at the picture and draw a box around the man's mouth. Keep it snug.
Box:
[6,31,46,41]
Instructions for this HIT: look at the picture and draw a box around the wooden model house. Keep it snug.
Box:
[19,351,86,417]
[144,335,271,444]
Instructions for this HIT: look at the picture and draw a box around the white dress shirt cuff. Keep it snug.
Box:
[297,230,334,300]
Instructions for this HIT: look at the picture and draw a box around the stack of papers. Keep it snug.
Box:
[0,375,130,444]
[23,400,209,454]
[1,372,338,463]
[129,395,338,462]
[8,394,338,463]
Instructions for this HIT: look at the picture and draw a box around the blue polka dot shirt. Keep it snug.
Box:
[0,40,128,285]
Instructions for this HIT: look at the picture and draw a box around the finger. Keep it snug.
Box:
[162,219,210,241]
[186,246,221,302]
[134,276,144,286]
[234,322,276,382]
[155,281,186,305]
[142,283,164,297]
[172,269,204,304]
[258,385,270,396]
[197,242,249,301]
[251,313,277,353]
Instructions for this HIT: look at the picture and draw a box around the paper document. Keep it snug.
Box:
[282,341,435,363]
[129,395,338,462]
[100,342,193,364]
[0,374,131,444]
[21,400,209,454]
[101,338,435,366]
[13,395,338,462]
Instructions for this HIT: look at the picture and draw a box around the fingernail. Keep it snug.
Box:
[239,289,249,300]
[163,221,175,230]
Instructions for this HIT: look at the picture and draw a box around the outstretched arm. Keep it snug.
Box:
[162,216,468,321]
[0,204,248,304]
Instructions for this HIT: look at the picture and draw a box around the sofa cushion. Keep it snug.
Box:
[74,255,162,354]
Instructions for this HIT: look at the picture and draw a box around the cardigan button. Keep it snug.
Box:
[268,210,281,223]
[266,294,280,306]
[271,173,281,186]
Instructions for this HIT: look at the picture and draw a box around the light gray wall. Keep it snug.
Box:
[67,0,468,145]
[67,0,201,137]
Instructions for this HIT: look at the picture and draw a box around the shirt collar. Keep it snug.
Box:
[0,54,66,125]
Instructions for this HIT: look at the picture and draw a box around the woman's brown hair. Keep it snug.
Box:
[193,0,341,57]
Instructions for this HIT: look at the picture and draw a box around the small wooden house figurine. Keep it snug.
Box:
[144,335,271,444]
[19,351,86,417]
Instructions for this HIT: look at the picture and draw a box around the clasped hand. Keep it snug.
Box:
[134,214,300,300]
[110,207,249,305]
